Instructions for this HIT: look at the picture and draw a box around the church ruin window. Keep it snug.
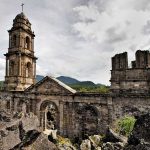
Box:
[25,36,30,49]
[26,62,32,78]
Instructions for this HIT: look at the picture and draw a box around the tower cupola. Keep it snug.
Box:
[4,11,37,91]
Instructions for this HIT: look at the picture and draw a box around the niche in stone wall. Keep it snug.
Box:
[26,62,32,78]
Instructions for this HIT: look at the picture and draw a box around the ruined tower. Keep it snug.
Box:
[3,12,37,91]
[110,50,150,93]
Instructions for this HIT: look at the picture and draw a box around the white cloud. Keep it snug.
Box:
[1,0,150,85]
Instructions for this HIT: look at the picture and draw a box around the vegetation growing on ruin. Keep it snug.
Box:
[57,135,71,145]
[69,84,110,93]
[115,116,136,136]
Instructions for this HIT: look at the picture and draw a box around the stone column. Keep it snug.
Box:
[66,102,74,138]
[43,111,46,130]
[59,101,64,135]
[9,35,11,48]
[107,97,113,125]
[16,35,19,47]
[19,32,21,47]
[40,111,45,131]
[34,60,36,78]
[5,58,9,76]
[39,111,43,127]
[18,53,21,76]
[32,38,34,51]
[63,103,68,136]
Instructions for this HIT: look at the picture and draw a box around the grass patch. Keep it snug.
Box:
[116,116,136,136]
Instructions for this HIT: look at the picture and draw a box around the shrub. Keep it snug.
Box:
[116,116,136,136]
[56,135,72,145]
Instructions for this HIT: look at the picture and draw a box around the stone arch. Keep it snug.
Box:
[26,62,32,78]
[76,104,99,139]
[40,100,59,131]
[25,36,30,49]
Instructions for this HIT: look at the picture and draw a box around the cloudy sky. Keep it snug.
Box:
[1,0,150,85]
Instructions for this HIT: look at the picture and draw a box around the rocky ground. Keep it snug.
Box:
[0,110,149,150]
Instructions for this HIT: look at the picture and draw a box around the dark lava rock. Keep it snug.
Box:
[18,121,25,141]
[124,143,150,150]
[6,125,18,131]
[10,130,40,149]
[124,113,150,150]
[10,131,58,150]
[103,127,127,144]
[130,113,150,143]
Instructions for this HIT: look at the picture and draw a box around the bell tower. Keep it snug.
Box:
[4,11,37,91]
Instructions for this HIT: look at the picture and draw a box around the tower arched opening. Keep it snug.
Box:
[12,35,17,47]
[25,36,30,49]
[9,61,15,76]
[26,62,32,78]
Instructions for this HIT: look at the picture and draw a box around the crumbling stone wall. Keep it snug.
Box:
[111,94,150,123]
[0,51,150,141]
[111,50,150,93]
[22,92,112,139]
[0,87,150,141]
[136,50,150,68]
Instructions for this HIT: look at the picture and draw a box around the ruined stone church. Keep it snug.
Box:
[1,12,150,140]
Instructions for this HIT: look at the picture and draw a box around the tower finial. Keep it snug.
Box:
[21,3,24,12]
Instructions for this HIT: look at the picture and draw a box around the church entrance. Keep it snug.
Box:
[40,101,59,131]
[76,105,99,139]
[81,106,99,138]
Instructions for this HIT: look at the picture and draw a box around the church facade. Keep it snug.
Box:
[0,12,150,140]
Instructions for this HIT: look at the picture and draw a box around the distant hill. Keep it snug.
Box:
[56,76,104,87]
[0,75,109,93]
[36,75,44,82]
[56,76,80,84]
[36,75,101,86]
[56,76,109,93]
[36,75,109,93]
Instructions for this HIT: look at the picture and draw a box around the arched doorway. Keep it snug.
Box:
[40,101,59,131]
[76,105,99,139]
